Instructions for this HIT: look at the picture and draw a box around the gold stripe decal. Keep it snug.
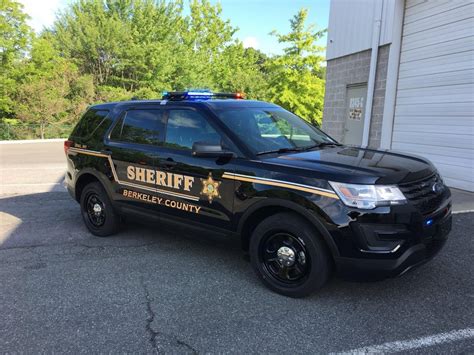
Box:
[68,147,119,182]
[120,181,199,201]
[68,148,199,201]
[69,148,339,200]
[68,147,109,158]
[222,172,339,199]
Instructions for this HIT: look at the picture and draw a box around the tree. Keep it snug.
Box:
[212,44,269,99]
[2,1,326,140]
[267,9,326,125]
[52,0,268,97]
[53,0,183,92]
[173,0,237,90]
[15,35,94,138]
[0,0,31,116]
[172,0,269,98]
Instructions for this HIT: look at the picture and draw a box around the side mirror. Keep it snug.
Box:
[192,142,234,159]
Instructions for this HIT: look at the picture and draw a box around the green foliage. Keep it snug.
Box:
[95,85,133,102]
[0,0,327,140]
[54,0,184,91]
[213,44,269,99]
[267,9,326,126]
[14,35,96,138]
[174,0,235,90]
[0,0,31,114]
[0,0,30,65]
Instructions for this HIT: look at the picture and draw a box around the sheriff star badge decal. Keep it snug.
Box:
[200,173,221,203]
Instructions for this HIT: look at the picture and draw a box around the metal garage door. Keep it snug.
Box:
[392,0,474,191]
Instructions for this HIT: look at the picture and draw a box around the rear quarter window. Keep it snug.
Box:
[71,109,111,140]
[109,109,165,146]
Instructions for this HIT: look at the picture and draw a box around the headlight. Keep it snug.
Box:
[329,182,406,209]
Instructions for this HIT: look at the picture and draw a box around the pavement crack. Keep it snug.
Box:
[176,339,198,354]
[141,276,160,352]
[140,277,198,354]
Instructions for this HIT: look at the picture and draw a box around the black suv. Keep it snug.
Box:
[65,91,452,297]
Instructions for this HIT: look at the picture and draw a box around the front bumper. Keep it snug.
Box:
[330,194,452,279]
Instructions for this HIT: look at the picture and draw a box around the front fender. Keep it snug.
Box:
[236,194,341,258]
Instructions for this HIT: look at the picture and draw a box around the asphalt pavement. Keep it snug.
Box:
[0,141,473,353]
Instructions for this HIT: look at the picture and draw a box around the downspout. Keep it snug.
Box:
[380,0,405,149]
[361,0,384,147]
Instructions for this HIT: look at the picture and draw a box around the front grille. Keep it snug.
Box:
[399,174,446,215]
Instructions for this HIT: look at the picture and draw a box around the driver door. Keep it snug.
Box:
[153,107,237,230]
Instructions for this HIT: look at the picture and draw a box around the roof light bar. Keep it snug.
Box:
[162,91,245,101]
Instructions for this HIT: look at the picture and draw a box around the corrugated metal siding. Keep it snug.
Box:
[326,0,397,60]
[392,0,474,191]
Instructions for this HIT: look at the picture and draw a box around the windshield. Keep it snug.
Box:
[216,107,337,155]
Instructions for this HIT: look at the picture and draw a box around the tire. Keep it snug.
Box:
[80,181,120,237]
[249,212,331,298]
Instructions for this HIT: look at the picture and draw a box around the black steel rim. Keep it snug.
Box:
[260,232,310,285]
[85,193,106,227]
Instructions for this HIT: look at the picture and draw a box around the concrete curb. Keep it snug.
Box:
[452,210,474,215]
[0,138,65,144]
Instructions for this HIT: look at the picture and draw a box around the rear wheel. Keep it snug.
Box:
[80,182,119,237]
[249,212,331,298]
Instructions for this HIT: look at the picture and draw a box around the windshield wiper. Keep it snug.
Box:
[256,142,342,156]
[314,142,342,148]
[291,142,342,152]
[256,147,305,156]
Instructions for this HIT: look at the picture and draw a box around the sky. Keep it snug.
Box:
[18,0,330,55]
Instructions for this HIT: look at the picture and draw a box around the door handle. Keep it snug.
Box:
[161,158,177,168]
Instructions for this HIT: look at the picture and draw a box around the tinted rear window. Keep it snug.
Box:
[71,109,110,139]
[110,109,165,145]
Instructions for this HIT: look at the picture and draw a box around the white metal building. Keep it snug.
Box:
[323,0,474,191]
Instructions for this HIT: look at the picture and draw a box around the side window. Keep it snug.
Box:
[71,109,110,139]
[164,110,221,150]
[110,109,165,145]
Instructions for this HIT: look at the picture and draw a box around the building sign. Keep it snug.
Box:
[349,96,364,121]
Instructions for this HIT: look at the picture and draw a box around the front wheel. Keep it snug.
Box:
[80,182,120,237]
[249,212,331,298]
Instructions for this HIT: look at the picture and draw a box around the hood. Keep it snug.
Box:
[261,146,435,185]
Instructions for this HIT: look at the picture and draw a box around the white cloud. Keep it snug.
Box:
[18,0,63,33]
[242,36,259,50]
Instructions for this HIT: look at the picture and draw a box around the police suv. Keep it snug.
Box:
[65,91,452,297]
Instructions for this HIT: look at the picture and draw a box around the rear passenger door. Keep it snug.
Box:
[104,106,165,211]
[155,107,236,230]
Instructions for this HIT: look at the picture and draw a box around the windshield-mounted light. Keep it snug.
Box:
[328,182,406,209]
